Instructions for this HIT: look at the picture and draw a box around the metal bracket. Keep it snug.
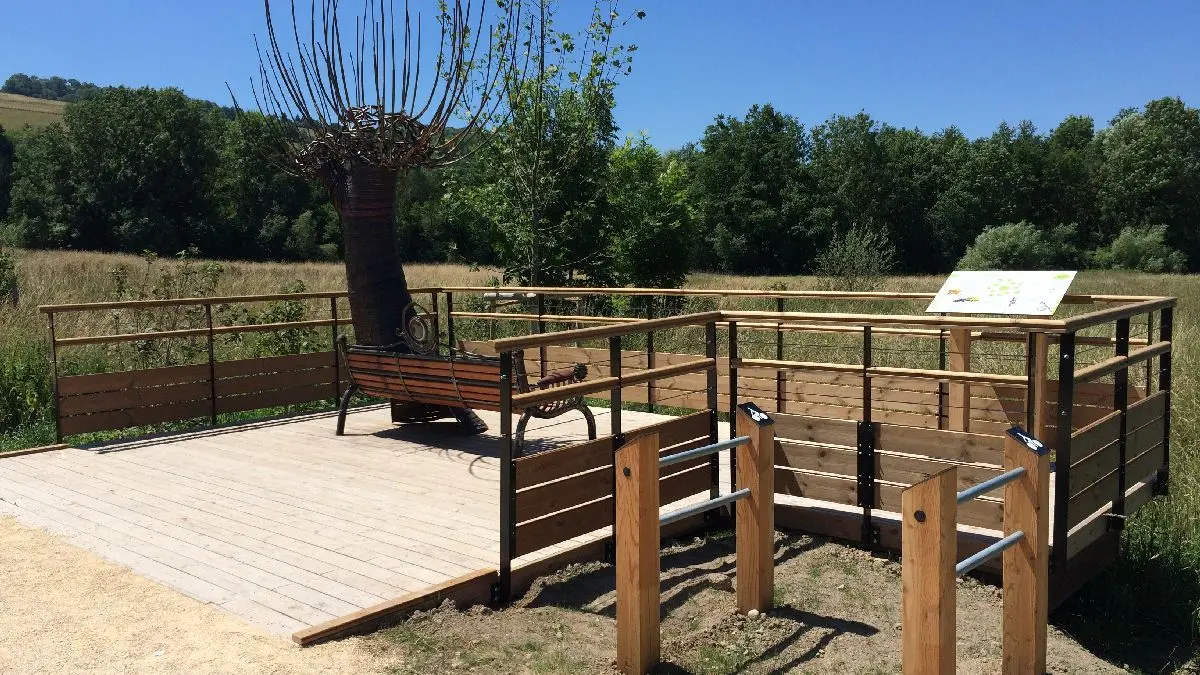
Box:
[868,525,882,548]
[1106,513,1127,532]
[1154,469,1170,497]
[489,582,503,607]
[603,539,616,565]
[856,421,878,508]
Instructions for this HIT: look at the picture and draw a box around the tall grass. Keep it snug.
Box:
[0,249,1197,668]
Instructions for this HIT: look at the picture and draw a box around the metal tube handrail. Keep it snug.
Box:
[956,530,1025,576]
[660,488,750,527]
[659,436,749,469]
[956,467,1026,504]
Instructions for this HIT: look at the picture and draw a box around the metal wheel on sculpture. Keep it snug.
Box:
[400,302,438,355]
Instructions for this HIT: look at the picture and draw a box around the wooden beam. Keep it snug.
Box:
[1002,432,1050,675]
[902,466,958,675]
[736,407,775,613]
[615,432,661,675]
[291,568,497,646]
[1074,341,1172,385]
[948,328,972,432]
[492,312,721,353]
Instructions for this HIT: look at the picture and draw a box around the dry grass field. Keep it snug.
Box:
[1,248,1198,671]
[0,92,66,130]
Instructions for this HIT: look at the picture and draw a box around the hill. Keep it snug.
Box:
[0,92,66,130]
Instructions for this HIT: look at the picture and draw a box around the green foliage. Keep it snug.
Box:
[1089,224,1187,273]
[956,221,1078,271]
[2,73,103,102]
[0,124,13,221]
[605,135,693,288]
[0,340,53,436]
[812,223,897,291]
[0,247,15,302]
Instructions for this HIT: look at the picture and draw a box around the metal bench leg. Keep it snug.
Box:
[515,410,533,456]
[336,384,358,436]
[579,404,597,440]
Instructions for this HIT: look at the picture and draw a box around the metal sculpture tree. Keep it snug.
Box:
[240,0,528,346]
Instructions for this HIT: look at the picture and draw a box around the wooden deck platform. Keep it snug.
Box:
[0,405,697,637]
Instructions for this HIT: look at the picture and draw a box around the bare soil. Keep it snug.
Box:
[0,515,398,675]
[367,532,1129,675]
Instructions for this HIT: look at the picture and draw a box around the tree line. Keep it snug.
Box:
[1,72,1197,284]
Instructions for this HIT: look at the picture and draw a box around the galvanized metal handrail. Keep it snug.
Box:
[660,488,750,527]
[955,530,1026,576]
[956,467,1026,505]
[659,436,749,469]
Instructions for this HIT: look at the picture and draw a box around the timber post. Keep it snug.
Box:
[1002,429,1051,674]
[615,432,662,675]
[901,466,957,675]
[735,404,775,613]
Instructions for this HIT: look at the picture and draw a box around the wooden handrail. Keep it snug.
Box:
[617,359,715,388]
[54,318,352,347]
[39,291,352,313]
[492,312,722,352]
[1061,297,1176,331]
[735,357,1027,386]
[724,310,1066,331]
[1074,341,1172,384]
[451,311,641,325]
[512,376,621,407]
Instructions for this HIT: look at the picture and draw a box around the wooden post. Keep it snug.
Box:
[1030,333,1049,443]
[615,432,661,675]
[736,406,775,613]
[902,466,957,675]
[1002,432,1050,675]
[948,328,972,431]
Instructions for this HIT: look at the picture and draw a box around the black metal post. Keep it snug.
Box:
[938,322,947,430]
[1158,307,1173,491]
[206,304,218,425]
[859,326,877,547]
[646,296,656,414]
[1025,333,1036,432]
[445,292,456,354]
[706,321,719,500]
[331,297,340,402]
[497,350,514,603]
[1114,318,1130,522]
[728,320,739,496]
[537,293,547,378]
[609,335,623,562]
[776,297,785,413]
[47,312,61,442]
[1053,331,1076,574]
[429,291,440,351]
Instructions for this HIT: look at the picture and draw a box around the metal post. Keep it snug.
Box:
[1052,332,1076,574]
[728,320,739,496]
[937,319,947,430]
[646,296,656,414]
[1025,333,1036,432]
[205,304,217,425]
[775,297,785,413]
[429,291,440,351]
[445,292,456,354]
[1113,318,1130,522]
[1145,311,1154,392]
[609,335,624,564]
[497,350,514,603]
[537,293,547,378]
[1158,307,1173,491]
[331,297,340,402]
[706,321,720,500]
[47,312,61,443]
[860,325,877,547]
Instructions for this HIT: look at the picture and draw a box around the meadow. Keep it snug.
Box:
[1,248,1197,670]
[0,92,66,130]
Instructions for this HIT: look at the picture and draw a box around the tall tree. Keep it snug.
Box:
[241,0,529,346]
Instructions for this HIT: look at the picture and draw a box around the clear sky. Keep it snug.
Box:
[3,1,1198,149]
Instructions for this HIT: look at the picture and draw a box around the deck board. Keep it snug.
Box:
[0,405,685,637]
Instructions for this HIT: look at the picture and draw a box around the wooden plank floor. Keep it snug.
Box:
[0,404,701,637]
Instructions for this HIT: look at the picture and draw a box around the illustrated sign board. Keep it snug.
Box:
[926,271,1077,316]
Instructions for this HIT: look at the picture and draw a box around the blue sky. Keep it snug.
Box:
[3,1,1198,148]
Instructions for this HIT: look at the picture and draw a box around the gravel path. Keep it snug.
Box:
[0,515,397,675]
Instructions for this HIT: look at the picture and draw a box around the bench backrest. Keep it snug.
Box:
[345,349,504,411]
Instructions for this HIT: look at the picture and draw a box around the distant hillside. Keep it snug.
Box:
[0,93,66,130]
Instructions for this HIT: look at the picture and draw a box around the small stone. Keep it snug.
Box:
[893,622,902,632]
[836,584,845,591]
[747,609,760,619]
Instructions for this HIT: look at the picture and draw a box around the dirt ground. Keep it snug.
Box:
[366,532,1129,675]
[0,515,399,675]
[1,514,1128,675]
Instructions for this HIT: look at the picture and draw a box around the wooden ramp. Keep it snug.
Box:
[0,405,688,638]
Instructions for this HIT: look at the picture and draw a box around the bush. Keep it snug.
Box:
[0,247,16,305]
[1089,225,1187,273]
[956,221,1078,271]
[812,223,897,291]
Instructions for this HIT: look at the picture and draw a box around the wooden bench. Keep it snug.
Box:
[337,341,596,452]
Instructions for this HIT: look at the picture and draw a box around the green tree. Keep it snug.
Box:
[606,135,694,288]
[693,103,810,274]
[956,221,1077,271]
[1096,97,1200,268]
[0,125,14,222]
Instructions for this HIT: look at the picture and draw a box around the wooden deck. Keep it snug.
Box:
[0,404,693,637]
